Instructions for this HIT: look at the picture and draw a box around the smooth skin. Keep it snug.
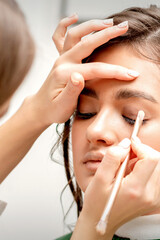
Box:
[71,45,160,240]
[71,137,160,240]
[0,16,138,183]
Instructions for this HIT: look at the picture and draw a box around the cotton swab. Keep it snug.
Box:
[96,110,145,235]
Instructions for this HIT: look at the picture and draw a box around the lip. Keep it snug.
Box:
[83,151,104,172]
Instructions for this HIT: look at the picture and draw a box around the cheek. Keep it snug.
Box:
[71,121,86,170]
[72,120,86,154]
[140,121,160,151]
[72,119,90,150]
[72,120,91,192]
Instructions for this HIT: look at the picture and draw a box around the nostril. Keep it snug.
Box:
[97,139,113,146]
[97,139,106,144]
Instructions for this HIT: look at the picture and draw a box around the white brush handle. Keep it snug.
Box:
[96,110,145,235]
[101,154,129,222]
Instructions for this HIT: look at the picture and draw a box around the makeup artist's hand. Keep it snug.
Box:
[105,137,160,233]
[119,136,160,213]
[27,16,139,126]
[71,138,131,240]
[72,137,160,240]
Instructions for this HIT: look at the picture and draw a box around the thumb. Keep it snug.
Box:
[95,138,131,186]
[55,72,84,122]
[70,71,85,88]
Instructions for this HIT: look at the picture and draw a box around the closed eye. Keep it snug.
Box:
[75,111,96,120]
[122,115,147,125]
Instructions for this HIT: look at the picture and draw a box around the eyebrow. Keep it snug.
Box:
[80,87,158,103]
[80,87,98,99]
[115,89,158,103]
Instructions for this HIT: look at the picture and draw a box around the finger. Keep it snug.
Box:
[148,159,160,202]
[65,21,128,62]
[151,159,160,185]
[52,14,78,54]
[63,18,113,52]
[128,137,160,186]
[131,136,160,161]
[130,159,158,187]
[54,72,84,123]
[95,138,131,186]
[126,157,138,174]
[67,62,139,80]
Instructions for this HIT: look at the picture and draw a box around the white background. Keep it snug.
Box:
[0,0,159,239]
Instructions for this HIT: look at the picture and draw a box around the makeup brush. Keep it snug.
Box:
[96,110,145,235]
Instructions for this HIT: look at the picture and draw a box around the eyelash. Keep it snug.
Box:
[122,115,136,125]
[75,111,96,120]
[122,115,147,125]
[76,111,147,125]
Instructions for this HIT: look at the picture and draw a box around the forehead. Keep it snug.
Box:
[85,45,160,96]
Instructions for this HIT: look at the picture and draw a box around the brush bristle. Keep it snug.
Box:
[96,220,107,235]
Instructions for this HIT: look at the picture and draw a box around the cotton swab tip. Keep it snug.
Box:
[138,110,145,121]
[96,220,107,235]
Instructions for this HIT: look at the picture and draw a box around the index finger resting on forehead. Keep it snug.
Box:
[63,22,128,62]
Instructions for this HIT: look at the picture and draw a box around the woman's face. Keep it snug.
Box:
[72,45,160,192]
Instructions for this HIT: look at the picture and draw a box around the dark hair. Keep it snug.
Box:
[51,5,160,218]
[0,0,35,106]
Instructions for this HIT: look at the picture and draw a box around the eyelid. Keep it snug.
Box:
[122,115,148,126]
[75,110,96,120]
[77,97,98,114]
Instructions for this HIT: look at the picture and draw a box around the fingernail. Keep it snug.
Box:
[128,70,139,78]
[71,72,81,86]
[103,18,113,25]
[71,78,79,86]
[131,136,141,144]
[118,138,131,149]
[68,13,77,18]
[117,21,128,28]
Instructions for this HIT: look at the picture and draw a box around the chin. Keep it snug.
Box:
[79,176,94,193]
[79,183,88,193]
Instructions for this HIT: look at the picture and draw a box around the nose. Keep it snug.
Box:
[86,110,117,147]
